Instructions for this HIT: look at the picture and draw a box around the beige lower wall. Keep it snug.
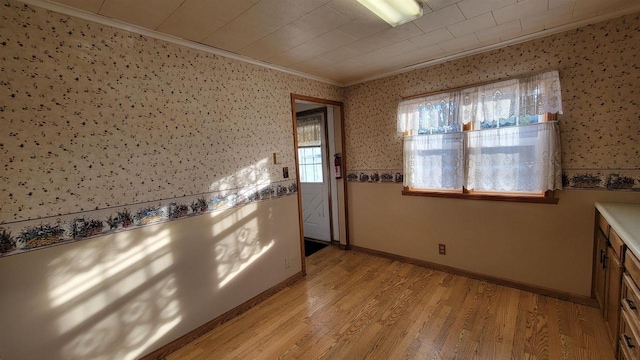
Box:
[348,184,640,297]
[0,196,301,360]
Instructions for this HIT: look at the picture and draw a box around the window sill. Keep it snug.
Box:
[401,188,559,204]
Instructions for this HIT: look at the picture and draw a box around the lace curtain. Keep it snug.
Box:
[397,70,563,133]
[399,70,563,193]
[403,132,464,189]
[297,113,322,146]
[397,92,461,134]
[466,122,562,192]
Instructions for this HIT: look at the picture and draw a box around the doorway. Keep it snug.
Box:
[297,107,332,245]
[291,95,349,270]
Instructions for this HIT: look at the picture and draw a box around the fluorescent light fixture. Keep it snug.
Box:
[357,0,423,27]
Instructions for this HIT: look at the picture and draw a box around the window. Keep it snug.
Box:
[297,112,324,183]
[398,71,563,202]
[298,147,323,183]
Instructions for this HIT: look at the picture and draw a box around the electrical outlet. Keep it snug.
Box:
[284,258,291,269]
[438,244,446,255]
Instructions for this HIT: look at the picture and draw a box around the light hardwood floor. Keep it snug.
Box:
[167,246,614,359]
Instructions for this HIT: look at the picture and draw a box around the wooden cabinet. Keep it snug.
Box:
[620,302,640,359]
[605,247,622,346]
[594,206,640,359]
[622,274,640,327]
[620,250,640,359]
[594,211,623,352]
[595,229,608,310]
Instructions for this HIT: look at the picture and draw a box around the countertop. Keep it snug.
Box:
[596,202,640,259]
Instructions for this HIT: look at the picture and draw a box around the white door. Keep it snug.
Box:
[298,113,331,242]
[301,181,330,241]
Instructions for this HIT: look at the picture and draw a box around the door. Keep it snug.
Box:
[297,109,331,242]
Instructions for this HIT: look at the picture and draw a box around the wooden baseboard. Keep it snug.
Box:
[351,246,598,308]
[141,271,305,360]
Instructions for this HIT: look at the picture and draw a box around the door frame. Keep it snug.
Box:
[296,107,334,244]
[291,94,350,274]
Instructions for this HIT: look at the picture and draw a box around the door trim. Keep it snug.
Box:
[291,94,350,274]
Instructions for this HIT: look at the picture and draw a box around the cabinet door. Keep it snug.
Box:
[620,309,640,359]
[594,230,608,312]
[605,247,623,350]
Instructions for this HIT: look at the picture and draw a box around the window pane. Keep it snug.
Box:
[314,164,323,182]
[298,146,323,183]
[300,163,307,183]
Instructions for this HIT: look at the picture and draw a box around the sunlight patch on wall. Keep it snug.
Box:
[218,240,274,289]
[209,203,258,234]
[48,230,172,308]
[208,158,272,194]
[45,228,183,360]
[119,314,182,360]
[210,203,275,289]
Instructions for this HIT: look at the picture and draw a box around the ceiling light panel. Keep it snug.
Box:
[356,0,424,27]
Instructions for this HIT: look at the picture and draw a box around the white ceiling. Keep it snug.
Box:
[44,0,640,85]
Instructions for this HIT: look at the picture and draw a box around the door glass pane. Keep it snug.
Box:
[298,147,323,183]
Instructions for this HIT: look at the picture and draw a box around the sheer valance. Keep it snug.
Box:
[397,70,563,134]
[297,113,322,147]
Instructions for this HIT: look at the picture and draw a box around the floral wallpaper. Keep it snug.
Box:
[0,0,342,255]
[343,13,640,191]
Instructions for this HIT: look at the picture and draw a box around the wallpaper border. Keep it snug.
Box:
[0,180,298,258]
[562,169,640,191]
[347,170,404,184]
[346,169,640,191]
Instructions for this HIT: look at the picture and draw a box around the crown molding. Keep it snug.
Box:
[343,6,640,87]
[16,0,343,87]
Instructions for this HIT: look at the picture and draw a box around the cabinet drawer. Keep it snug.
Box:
[626,249,640,288]
[622,274,640,322]
[619,339,633,360]
[610,228,625,260]
[598,212,610,238]
[620,309,640,359]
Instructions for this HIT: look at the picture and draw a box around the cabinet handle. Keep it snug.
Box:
[624,334,635,349]
[602,253,607,269]
[600,249,605,264]
[626,298,637,310]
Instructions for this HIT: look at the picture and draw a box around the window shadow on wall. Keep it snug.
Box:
[45,227,182,360]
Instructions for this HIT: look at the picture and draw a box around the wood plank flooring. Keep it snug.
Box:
[167,247,614,359]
